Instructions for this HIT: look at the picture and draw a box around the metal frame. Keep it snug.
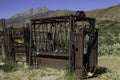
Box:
[28,12,98,79]
[0,11,99,79]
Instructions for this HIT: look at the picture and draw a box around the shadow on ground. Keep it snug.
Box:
[84,67,112,80]
[95,66,112,75]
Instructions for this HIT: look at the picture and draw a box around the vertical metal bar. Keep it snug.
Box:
[61,23,64,52]
[45,24,48,51]
[38,24,41,51]
[96,30,98,65]
[57,23,60,52]
[24,23,30,65]
[29,21,33,66]
[54,23,57,52]
[33,24,37,52]
[59,23,62,52]
[69,15,75,72]
[41,24,43,51]
[50,23,53,52]
[23,24,27,63]
[86,30,90,72]
[11,26,15,63]
[23,25,27,63]
[64,22,68,52]
[43,24,45,51]
[45,23,48,51]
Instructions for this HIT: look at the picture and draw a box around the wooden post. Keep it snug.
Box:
[1,19,9,61]
[1,42,5,60]
[10,26,16,63]
[24,23,30,65]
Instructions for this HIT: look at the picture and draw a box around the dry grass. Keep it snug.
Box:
[0,56,120,80]
[98,56,120,80]
[0,66,65,80]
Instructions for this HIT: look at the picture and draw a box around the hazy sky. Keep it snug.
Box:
[0,0,120,19]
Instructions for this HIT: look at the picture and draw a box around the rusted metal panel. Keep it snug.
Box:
[75,32,83,69]
[37,58,69,69]
[75,30,84,78]
[89,30,98,69]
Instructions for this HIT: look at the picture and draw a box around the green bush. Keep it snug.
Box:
[98,24,120,56]
[98,43,120,56]
[0,61,15,72]
[64,73,79,80]
[57,72,79,80]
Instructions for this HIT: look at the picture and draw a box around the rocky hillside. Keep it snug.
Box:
[86,4,120,22]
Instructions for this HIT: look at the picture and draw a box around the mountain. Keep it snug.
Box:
[13,7,50,18]
[6,7,74,26]
[5,4,120,27]
[6,7,50,26]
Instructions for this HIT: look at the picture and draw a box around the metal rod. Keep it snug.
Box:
[69,15,75,72]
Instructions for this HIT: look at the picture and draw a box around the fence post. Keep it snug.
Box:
[1,19,9,61]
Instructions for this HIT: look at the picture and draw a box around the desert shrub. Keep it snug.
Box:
[98,25,120,56]
[98,43,120,56]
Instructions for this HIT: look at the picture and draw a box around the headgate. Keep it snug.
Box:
[28,11,99,78]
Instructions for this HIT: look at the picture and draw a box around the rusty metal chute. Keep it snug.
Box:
[27,11,98,78]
